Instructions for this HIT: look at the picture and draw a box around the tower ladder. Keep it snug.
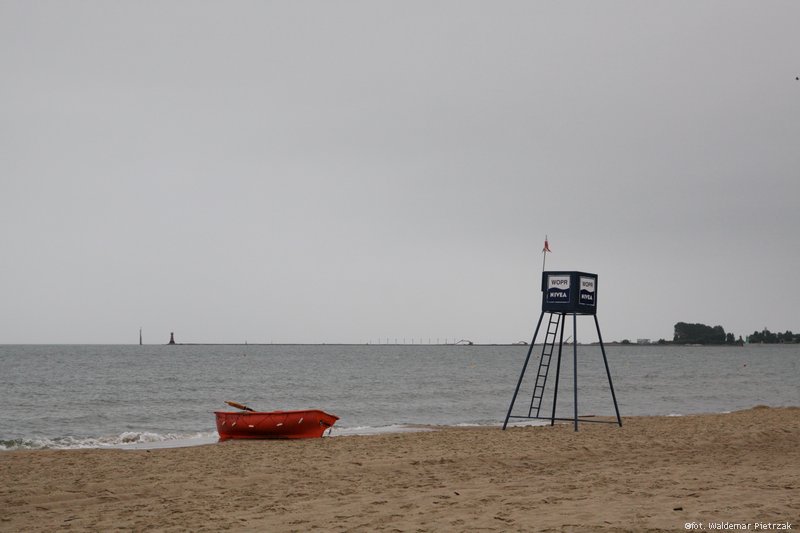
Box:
[527,312,561,418]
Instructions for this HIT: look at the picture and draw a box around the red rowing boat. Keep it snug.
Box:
[215,408,339,440]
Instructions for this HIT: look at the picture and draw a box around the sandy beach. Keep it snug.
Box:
[1,407,798,532]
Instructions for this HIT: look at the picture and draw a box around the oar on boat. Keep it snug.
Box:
[225,400,255,412]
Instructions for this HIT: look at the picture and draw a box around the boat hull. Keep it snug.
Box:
[214,409,339,440]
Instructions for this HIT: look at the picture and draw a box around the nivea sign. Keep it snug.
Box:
[546,275,571,304]
[541,271,598,314]
[579,276,596,308]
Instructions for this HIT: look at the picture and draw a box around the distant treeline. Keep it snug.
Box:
[665,323,799,345]
[673,322,743,345]
[747,328,800,344]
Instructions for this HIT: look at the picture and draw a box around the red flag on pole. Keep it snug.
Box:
[541,236,551,271]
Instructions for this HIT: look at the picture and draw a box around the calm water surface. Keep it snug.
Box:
[1,343,797,449]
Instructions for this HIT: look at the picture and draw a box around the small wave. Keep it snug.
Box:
[503,419,551,428]
[332,424,433,437]
[0,431,218,451]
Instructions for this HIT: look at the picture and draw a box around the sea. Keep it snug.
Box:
[1,343,798,451]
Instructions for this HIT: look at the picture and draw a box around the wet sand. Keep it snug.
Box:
[1,406,798,532]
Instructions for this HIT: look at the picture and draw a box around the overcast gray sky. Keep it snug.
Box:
[2,1,798,344]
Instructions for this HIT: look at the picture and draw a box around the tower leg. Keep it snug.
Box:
[573,313,579,432]
[503,311,546,430]
[594,315,622,427]
[550,313,566,426]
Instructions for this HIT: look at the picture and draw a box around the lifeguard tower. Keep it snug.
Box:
[503,271,622,431]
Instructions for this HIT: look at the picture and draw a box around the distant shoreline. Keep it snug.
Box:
[160,342,684,347]
[2,342,793,347]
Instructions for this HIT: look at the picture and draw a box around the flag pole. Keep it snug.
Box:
[542,235,550,272]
